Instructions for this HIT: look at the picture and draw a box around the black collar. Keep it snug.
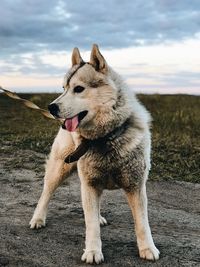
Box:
[64,118,129,164]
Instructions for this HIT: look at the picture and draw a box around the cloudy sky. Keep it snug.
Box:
[0,0,200,94]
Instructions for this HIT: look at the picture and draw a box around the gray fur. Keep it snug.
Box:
[30,45,159,264]
[80,115,146,192]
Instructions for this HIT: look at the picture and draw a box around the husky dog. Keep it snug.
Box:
[30,44,160,264]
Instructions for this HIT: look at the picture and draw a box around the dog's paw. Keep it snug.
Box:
[139,246,160,261]
[29,217,46,229]
[81,250,104,264]
[99,215,107,226]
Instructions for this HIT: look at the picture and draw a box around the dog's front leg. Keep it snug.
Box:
[125,183,160,261]
[30,128,75,229]
[80,178,104,264]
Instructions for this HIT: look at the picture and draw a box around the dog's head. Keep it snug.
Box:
[48,44,125,134]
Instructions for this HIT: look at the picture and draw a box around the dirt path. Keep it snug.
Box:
[0,149,200,267]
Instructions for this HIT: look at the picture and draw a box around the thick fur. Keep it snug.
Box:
[30,45,159,264]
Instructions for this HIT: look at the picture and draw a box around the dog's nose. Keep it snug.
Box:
[48,103,59,117]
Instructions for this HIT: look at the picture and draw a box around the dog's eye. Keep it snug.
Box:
[73,86,85,93]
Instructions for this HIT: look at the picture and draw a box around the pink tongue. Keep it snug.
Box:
[64,115,79,132]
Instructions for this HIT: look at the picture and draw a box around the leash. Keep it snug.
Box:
[0,85,129,164]
[0,85,60,121]
[0,64,97,164]
[0,85,86,163]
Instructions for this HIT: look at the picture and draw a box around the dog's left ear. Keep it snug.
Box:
[90,44,108,73]
[72,47,84,66]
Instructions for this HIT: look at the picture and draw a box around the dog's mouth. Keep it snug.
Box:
[62,110,88,132]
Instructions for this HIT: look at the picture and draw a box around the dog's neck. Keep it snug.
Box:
[64,118,130,164]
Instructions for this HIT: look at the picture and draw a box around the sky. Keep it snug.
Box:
[0,0,200,95]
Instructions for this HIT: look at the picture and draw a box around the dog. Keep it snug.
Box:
[30,44,160,264]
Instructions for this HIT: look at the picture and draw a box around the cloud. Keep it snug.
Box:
[0,0,200,57]
[0,0,200,94]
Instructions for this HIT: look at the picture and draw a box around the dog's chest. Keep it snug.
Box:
[78,144,145,191]
[79,157,122,190]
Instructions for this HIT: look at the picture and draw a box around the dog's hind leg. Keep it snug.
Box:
[99,199,107,226]
[125,183,160,261]
[29,128,76,229]
[99,213,107,226]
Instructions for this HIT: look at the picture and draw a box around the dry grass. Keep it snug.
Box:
[140,94,200,183]
[0,93,199,183]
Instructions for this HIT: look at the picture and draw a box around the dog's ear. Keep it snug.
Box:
[72,47,84,66]
[90,44,108,73]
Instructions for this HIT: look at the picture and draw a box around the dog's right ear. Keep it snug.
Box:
[71,47,84,66]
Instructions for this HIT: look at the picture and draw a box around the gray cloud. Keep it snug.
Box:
[158,71,200,87]
[0,53,66,77]
[1,0,200,90]
[0,0,200,57]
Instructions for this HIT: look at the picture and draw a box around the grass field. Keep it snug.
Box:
[0,93,199,183]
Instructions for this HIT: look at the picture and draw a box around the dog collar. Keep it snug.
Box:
[64,118,130,164]
[64,139,91,164]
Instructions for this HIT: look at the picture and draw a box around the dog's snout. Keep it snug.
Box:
[48,103,59,117]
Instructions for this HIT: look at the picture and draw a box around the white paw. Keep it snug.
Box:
[81,250,104,264]
[139,246,160,261]
[29,216,46,229]
[99,215,107,226]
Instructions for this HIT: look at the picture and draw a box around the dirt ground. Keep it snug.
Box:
[0,148,200,267]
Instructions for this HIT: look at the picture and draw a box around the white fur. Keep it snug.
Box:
[30,47,159,264]
[30,128,107,233]
[126,183,160,260]
[30,128,74,228]
[78,164,104,264]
